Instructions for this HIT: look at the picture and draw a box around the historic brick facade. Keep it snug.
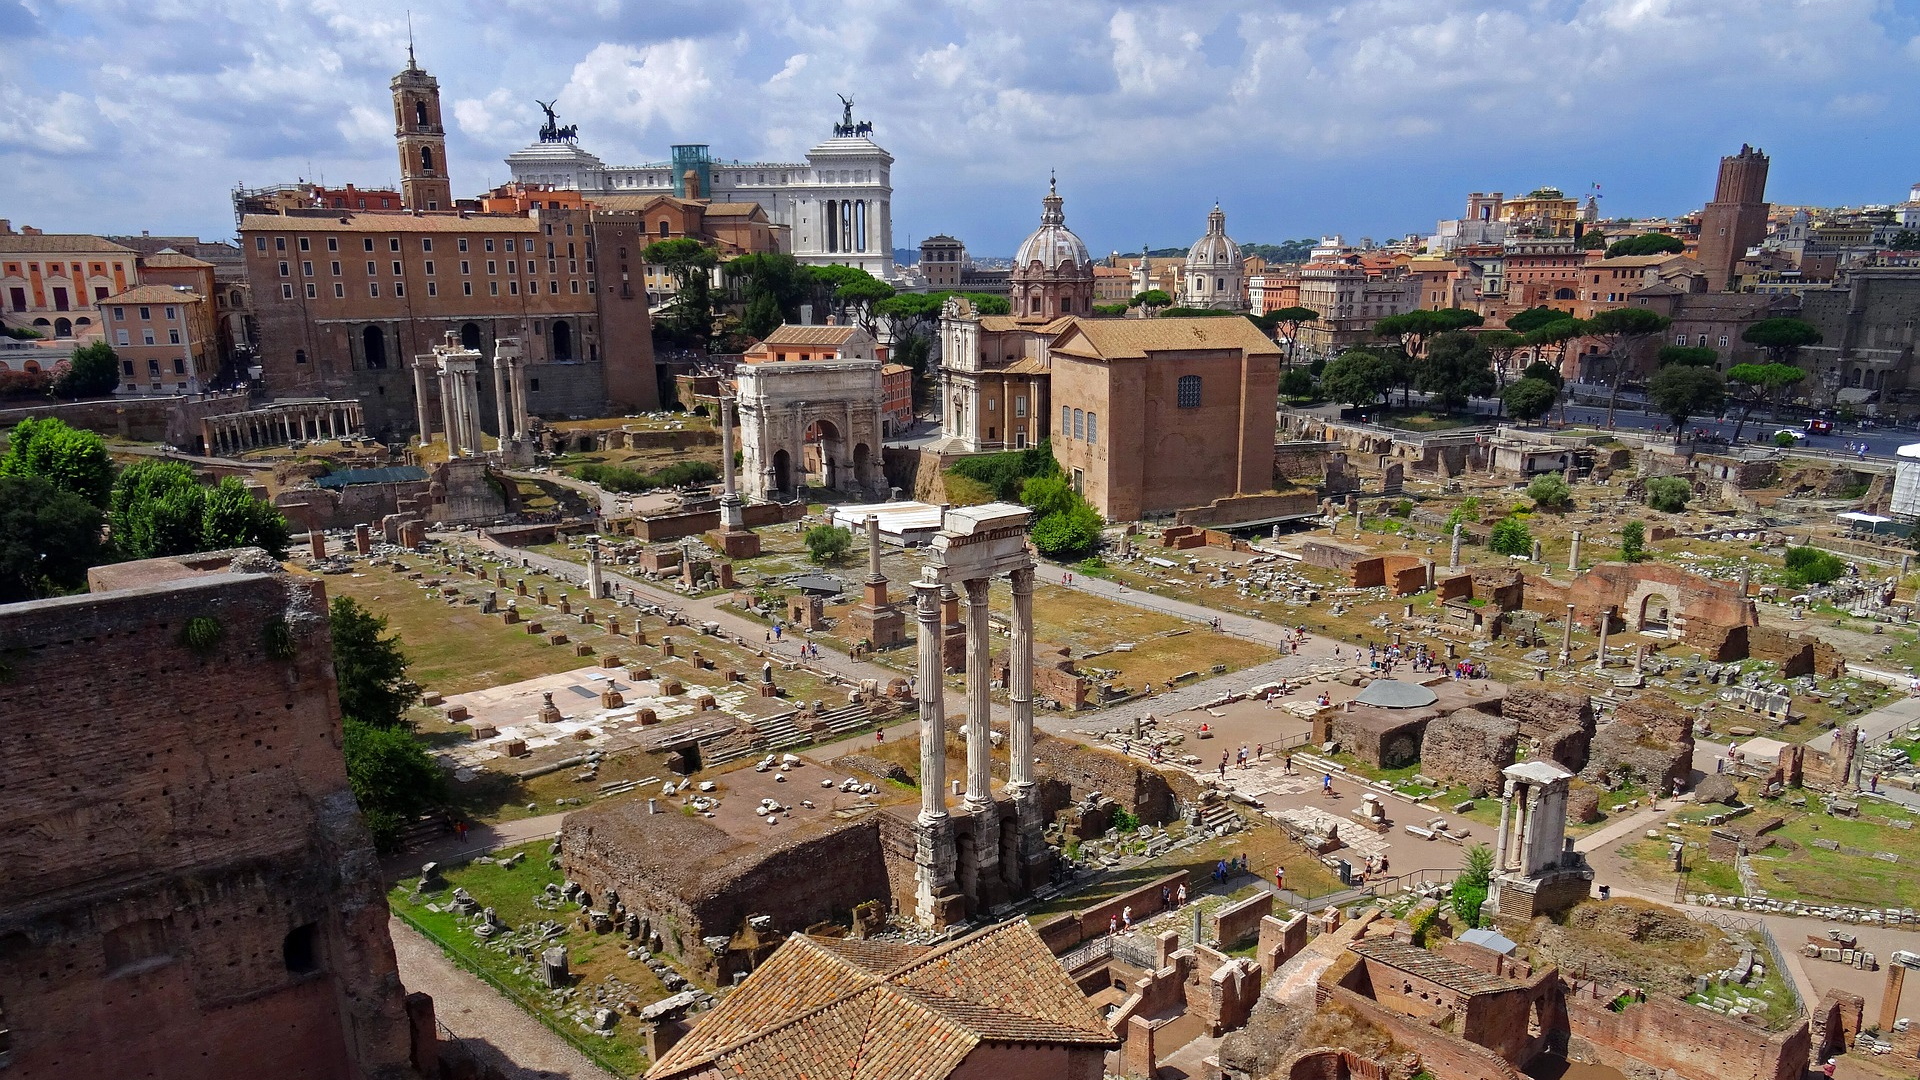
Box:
[0,554,416,1080]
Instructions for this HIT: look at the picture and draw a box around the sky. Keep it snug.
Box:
[4,0,1920,258]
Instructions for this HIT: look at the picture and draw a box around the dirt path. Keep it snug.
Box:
[391,916,623,1080]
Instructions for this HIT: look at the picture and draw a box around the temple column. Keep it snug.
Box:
[963,576,993,813]
[1008,564,1035,796]
[1560,603,1575,668]
[1594,607,1612,673]
[492,354,510,442]
[412,358,434,444]
[914,575,948,824]
[1494,777,1514,870]
[439,370,458,456]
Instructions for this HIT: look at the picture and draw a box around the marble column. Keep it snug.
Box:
[412,359,434,444]
[1568,530,1582,572]
[963,577,993,813]
[720,397,745,527]
[1594,607,1612,673]
[1560,603,1575,668]
[914,575,947,825]
[1009,564,1035,796]
[1450,523,1462,569]
[492,353,510,443]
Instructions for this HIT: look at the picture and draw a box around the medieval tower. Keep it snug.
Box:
[391,48,452,211]
[1697,145,1770,292]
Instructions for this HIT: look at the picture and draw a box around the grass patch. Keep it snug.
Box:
[390,842,682,1076]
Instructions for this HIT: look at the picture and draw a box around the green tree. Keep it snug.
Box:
[1502,377,1559,423]
[1018,475,1078,520]
[803,524,854,564]
[1520,360,1564,387]
[644,238,719,349]
[109,458,290,560]
[1029,501,1103,559]
[0,416,115,508]
[1268,305,1319,364]
[1443,496,1482,533]
[1583,307,1672,426]
[1279,368,1316,400]
[343,719,445,853]
[1657,345,1718,368]
[1488,517,1532,557]
[1132,289,1172,311]
[1528,472,1572,510]
[0,474,107,603]
[1478,329,1525,379]
[1320,350,1395,409]
[1891,229,1920,252]
[1452,843,1495,928]
[1725,362,1807,442]
[1415,330,1495,411]
[1740,317,1822,366]
[1605,233,1686,257]
[1091,302,1129,316]
[1783,546,1846,586]
[330,595,422,729]
[1578,229,1608,250]
[1506,306,1572,336]
[51,341,121,399]
[1522,319,1583,382]
[723,251,815,337]
[808,265,894,335]
[1645,476,1691,513]
[1619,520,1647,563]
[1647,364,1725,437]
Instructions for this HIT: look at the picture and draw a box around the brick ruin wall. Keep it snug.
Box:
[560,808,889,980]
[1031,734,1198,825]
[1584,693,1694,791]
[1419,709,1519,796]
[0,566,416,1080]
[1319,985,1526,1080]
[1565,993,1809,1080]
[1498,688,1594,773]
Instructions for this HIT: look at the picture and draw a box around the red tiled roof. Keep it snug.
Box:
[648,921,1114,1080]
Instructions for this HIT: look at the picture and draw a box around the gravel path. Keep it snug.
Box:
[390,916,622,1080]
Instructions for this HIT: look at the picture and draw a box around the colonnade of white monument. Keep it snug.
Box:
[203,401,364,455]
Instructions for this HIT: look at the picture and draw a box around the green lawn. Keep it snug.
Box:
[390,842,692,1076]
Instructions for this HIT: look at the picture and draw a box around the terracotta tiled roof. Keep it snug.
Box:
[0,233,134,254]
[648,921,1114,1080]
[1048,316,1281,361]
[976,315,1071,334]
[762,324,860,346]
[140,250,215,268]
[99,284,205,305]
[237,213,538,234]
[703,202,765,217]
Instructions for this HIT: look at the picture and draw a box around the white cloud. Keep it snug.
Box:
[562,40,716,139]
[768,53,808,84]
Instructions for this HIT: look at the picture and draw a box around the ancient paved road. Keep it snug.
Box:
[389,916,620,1080]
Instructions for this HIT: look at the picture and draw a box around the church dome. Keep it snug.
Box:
[1187,204,1242,268]
[1014,177,1092,274]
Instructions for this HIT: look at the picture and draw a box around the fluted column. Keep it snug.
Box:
[1008,564,1035,796]
[963,576,993,813]
[914,575,948,825]
[492,354,510,443]
[438,370,458,456]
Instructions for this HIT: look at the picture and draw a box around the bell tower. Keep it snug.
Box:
[391,46,452,211]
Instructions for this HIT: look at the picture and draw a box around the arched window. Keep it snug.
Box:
[1177,374,1202,408]
[658,221,670,238]
[552,320,573,361]
[414,100,428,127]
[420,146,434,173]
[294,348,307,365]
[461,322,481,349]
[54,317,71,337]
[1060,297,1072,313]
[362,325,387,369]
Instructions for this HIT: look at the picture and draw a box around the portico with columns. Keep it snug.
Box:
[201,399,365,455]
[910,503,1050,929]
[1486,759,1593,921]
[413,331,485,458]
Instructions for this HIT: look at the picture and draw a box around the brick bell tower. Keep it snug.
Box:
[391,45,452,211]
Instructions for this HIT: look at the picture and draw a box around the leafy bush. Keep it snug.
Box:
[51,341,120,400]
[571,459,719,493]
[1279,368,1317,399]
[1452,843,1495,928]
[1527,472,1572,510]
[1389,498,1413,518]
[1645,475,1691,513]
[1443,496,1482,533]
[1019,474,1103,559]
[1488,516,1532,557]
[344,719,445,853]
[1110,807,1140,833]
[804,524,853,564]
[0,370,52,400]
[180,615,225,654]
[1772,431,1798,448]
[945,441,1058,501]
[1783,545,1846,586]
[1619,521,1647,563]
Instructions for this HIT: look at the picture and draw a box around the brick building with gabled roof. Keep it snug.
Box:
[647,920,1116,1080]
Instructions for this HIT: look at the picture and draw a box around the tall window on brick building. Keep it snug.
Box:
[1177,374,1202,408]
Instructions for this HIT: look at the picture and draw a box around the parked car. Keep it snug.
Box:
[1804,418,1835,435]
[1772,428,1807,442]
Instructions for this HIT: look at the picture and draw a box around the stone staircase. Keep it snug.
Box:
[1197,799,1243,834]
[699,702,911,769]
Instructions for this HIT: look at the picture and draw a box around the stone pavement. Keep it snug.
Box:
[389,916,619,1080]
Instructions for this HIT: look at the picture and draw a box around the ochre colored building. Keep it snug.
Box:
[1048,317,1281,521]
[0,226,136,340]
[99,283,216,396]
